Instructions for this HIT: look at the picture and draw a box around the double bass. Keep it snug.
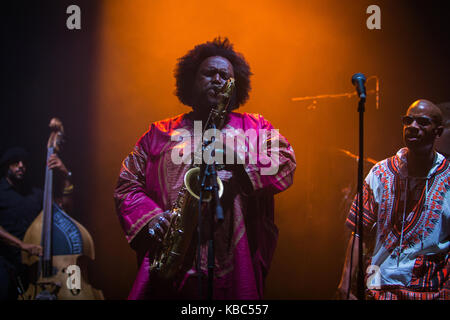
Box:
[20,118,103,300]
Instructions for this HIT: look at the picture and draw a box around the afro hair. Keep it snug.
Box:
[174,37,252,110]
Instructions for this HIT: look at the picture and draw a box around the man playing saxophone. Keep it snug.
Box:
[114,37,296,299]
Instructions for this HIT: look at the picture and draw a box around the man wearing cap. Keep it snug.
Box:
[0,147,72,300]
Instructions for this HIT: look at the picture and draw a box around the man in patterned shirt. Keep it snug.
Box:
[338,99,449,299]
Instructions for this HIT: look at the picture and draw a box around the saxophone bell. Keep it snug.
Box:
[184,167,224,202]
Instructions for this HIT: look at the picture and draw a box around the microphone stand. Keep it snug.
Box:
[292,74,376,300]
[208,161,223,300]
[196,77,233,300]
[356,94,366,300]
[197,124,224,301]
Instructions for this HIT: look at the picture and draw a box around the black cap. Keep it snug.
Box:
[0,146,29,168]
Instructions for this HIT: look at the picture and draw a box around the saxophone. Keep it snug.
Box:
[150,78,235,280]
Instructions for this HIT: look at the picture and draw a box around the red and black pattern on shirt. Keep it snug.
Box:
[391,178,424,233]
[346,181,377,234]
[367,253,450,300]
[367,286,450,300]
[409,252,449,291]
[345,159,395,235]
[378,156,450,254]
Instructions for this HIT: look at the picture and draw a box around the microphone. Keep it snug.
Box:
[351,73,367,100]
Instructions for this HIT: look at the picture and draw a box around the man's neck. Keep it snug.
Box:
[407,148,435,177]
[191,107,211,123]
[5,176,26,192]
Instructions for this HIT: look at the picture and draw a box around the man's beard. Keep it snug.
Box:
[7,169,25,186]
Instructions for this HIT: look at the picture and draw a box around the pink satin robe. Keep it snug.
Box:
[114,112,296,299]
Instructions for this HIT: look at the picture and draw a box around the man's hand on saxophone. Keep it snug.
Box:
[148,210,173,242]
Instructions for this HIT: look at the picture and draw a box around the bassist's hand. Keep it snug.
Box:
[21,243,43,256]
[47,154,69,176]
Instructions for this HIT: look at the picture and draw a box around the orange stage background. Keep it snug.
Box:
[83,0,450,298]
